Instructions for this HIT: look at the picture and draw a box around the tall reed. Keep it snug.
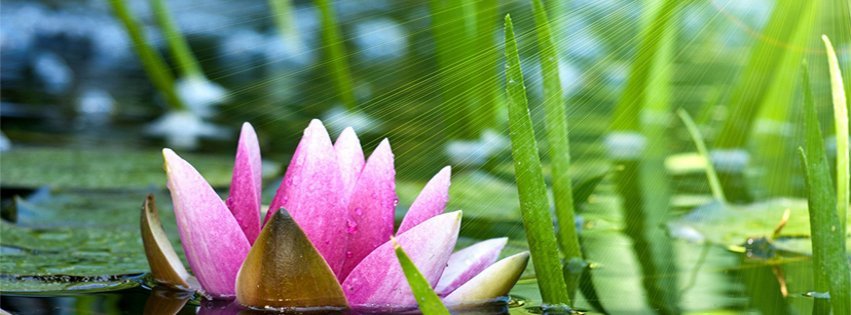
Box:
[107,0,186,111]
[799,62,850,315]
[529,0,582,300]
[503,14,571,307]
[151,0,204,79]
[315,0,357,110]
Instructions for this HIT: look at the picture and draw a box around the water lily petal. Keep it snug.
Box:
[397,166,451,234]
[236,209,348,309]
[435,237,507,296]
[226,123,262,244]
[267,119,348,276]
[334,127,365,204]
[339,139,397,280]
[140,194,191,289]
[442,252,529,305]
[342,211,462,307]
[163,149,251,297]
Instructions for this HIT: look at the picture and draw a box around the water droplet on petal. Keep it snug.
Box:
[346,219,358,233]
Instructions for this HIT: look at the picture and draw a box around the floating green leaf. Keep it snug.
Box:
[503,14,571,306]
[0,148,239,189]
[394,239,450,315]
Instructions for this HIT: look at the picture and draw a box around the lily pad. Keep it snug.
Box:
[0,147,238,189]
[1,189,186,293]
[669,199,851,255]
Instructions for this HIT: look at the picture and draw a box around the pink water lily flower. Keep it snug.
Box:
[141,120,529,309]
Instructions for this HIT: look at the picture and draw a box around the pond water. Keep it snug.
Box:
[2,0,850,314]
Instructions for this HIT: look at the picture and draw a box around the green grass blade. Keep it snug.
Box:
[822,35,848,233]
[529,0,582,300]
[107,0,185,111]
[269,0,301,45]
[751,1,819,197]
[677,109,726,204]
[428,0,479,138]
[503,14,571,307]
[393,239,451,315]
[609,0,679,131]
[714,1,817,148]
[799,64,851,315]
[530,0,580,259]
[315,0,357,110]
[473,0,502,129]
[151,0,203,79]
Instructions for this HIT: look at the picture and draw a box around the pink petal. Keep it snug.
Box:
[397,166,451,234]
[266,119,348,276]
[226,123,262,244]
[442,252,529,305]
[338,139,397,280]
[162,149,250,298]
[342,211,462,307]
[435,237,507,296]
[334,127,365,205]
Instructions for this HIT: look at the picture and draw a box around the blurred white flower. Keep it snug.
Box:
[176,77,229,118]
[146,110,228,149]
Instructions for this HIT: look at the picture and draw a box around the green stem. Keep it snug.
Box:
[151,0,204,79]
[530,0,582,292]
[107,0,186,111]
[315,0,357,110]
[504,14,572,307]
[678,109,726,204]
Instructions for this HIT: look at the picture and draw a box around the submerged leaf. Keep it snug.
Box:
[394,238,450,315]
[443,252,529,305]
[140,194,190,289]
[236,209,347,309]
